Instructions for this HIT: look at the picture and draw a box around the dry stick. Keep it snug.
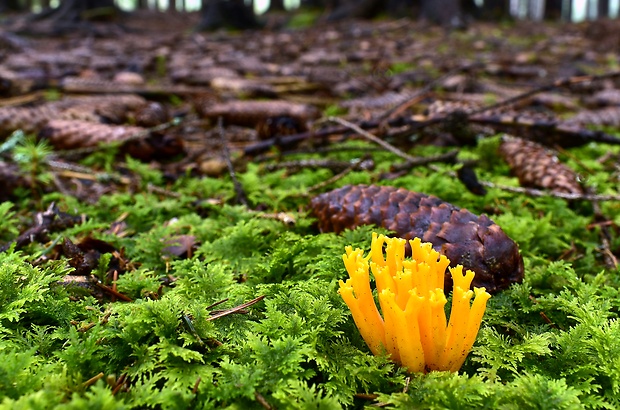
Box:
[390,149,459,172]
[254,391,273,410]
[467,116,620,146]
[192,377,201,395]
[306,157,367,194]
[147,183,182,198]
[83,372,105,388]
[473,180,620,201]
[217,117,248,207]
[263,158,373,173]
[469,70,620,116]
[243,116,423,156]
[112,373,127,396]
[589,193,618,269]
[382,71,620,145]
[328,117,418,162]
[48,159,131,185]
[378,62,482,122]
[207,295,265,321]
[332,116,620,202]
[93,279,133,302]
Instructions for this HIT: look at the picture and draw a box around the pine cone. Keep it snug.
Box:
[39,120,145,150]
[498,136,583,195]
[311,184,524,293]
[0,105,60,136]
[197,100,319,127]
[134,102,170,127]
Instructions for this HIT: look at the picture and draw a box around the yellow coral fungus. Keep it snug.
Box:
[338,233,491,373]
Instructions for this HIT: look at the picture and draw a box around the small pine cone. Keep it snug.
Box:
[498,136,583,195]
[256,116,306,140]
[134,102,170,127]
[39,120,145,150]
[311,184,524,293]
[55,94,147,112]
[0,105,60,136]
[426,100,480,117]
[197,100,319,127]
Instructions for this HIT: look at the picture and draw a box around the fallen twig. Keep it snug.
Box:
[307,157,370,194]
[207,295,265,321]
[217,117,248,207]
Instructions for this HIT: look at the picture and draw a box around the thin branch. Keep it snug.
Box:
[307,157,369,193]
[377,62,482,122]
[217,117,248,207]
[478,181,620,201]
[327,116,418,162]
[207,295,265,321]
[469,70,620,116]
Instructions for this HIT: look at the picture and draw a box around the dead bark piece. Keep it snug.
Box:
[311,184,524,293]
[498,136,584,195]
[39,120,146,150]
[210,77,276,98]
[197,100,320,127]
[0,203,82,252]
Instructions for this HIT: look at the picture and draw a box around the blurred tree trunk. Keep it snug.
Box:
[461,0,480,17]
[326,0,385,20]
[1,0,26,12]
[544,0,562,19]
[137,0,148,9]
[421,0,463,26]
[300,0,327,8]
[561,0,572,20]
[387,0,415,16]
[45,0,117,21]
[527,0,544,20]
[268,0,286,11]
[598,0,609,18]
[197,0,261,30]
[18,0,119,36]
[478,0,510,19]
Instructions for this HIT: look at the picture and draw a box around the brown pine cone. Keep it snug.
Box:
[0,105,60,137]
[197,100,319,127]
[498,136,583,195]
[311,184,524,294]
[39,120,145,150]
[134,102,170,128]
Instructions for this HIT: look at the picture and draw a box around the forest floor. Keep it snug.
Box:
[1,11,620,409]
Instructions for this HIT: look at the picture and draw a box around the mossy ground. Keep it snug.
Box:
[1,133,620,409]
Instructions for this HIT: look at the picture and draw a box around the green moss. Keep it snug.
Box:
[2,128,620,408]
